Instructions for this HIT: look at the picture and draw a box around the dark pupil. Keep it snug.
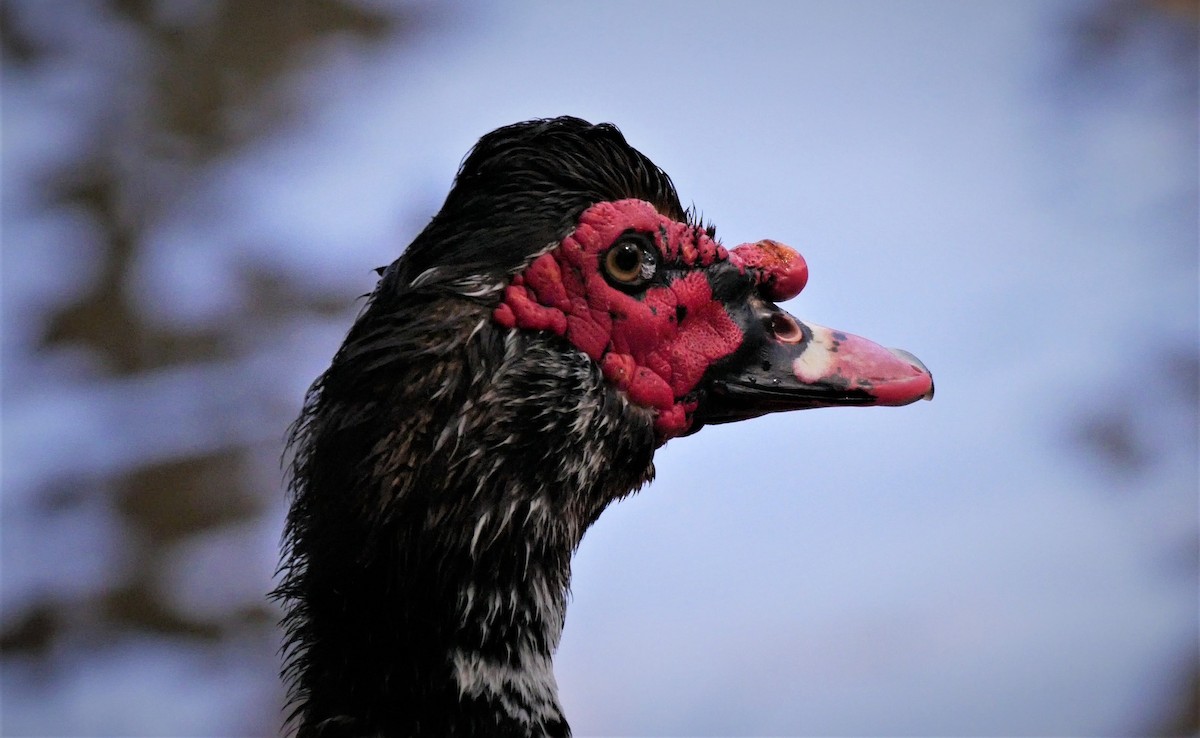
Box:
[614,243,641,274]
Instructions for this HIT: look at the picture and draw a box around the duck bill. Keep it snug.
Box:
[700,316,934,425]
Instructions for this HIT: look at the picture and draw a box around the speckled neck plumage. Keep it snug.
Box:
[277,294,655,737]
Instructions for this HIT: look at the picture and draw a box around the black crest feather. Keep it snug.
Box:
[382,116,686,295]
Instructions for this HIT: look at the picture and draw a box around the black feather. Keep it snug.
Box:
[384,116,686,296]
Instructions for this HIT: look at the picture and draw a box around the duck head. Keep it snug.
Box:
[389,118,932,448]
[489,196,933,445]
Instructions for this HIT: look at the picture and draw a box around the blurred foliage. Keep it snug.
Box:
[27,1,412,374]
[1065,2,1198,734]
[1,2,436,733]
[1069,0,1199,89]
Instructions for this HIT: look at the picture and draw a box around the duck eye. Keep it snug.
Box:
[603,236,658,288]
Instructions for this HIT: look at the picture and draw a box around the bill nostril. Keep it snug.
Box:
[767,312,804,344]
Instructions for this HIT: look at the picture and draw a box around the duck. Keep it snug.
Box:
[273,116,933,737]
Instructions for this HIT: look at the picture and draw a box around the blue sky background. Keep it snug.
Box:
[3,1,1197,735]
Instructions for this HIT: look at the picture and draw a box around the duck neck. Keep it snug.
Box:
[279,323,656,737]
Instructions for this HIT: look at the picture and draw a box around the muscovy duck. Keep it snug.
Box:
[274,116,933,737]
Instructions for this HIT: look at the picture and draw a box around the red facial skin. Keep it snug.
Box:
[493,199,806,444]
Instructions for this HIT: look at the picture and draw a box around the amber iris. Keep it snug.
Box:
[603,237,657,287]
